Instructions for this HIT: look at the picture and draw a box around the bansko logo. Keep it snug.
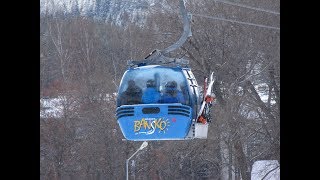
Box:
[134,118,170,135]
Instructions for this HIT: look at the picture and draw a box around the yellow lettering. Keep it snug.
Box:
[142,118,151,129]
[134,121,141,132]
[159,121,167,130]
[154,119,161,129]
[134,118,168,133]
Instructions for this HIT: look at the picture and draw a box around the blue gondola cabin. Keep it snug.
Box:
[116,65,207,141]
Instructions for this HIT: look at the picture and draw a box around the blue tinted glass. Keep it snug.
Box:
[117,66,190,106]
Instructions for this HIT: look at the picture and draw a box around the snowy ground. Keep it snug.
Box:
[251,160,280,180]
[40,97,64,118]
[254,83,276,104]
[40,93,117,118]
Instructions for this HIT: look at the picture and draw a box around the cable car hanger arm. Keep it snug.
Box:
[161,0,192,55]
[127,0,192,67]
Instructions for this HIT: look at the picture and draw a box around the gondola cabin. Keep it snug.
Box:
[116,62,208,141]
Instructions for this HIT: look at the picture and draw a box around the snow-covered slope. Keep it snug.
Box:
[40,0,172,26]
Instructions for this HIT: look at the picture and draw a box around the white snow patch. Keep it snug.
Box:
[40,93,116,118]
[251,160,280,180]
[40,97,64,118]
[254,83,276,104]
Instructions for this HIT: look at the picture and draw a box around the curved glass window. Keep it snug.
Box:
[117,66,190,107]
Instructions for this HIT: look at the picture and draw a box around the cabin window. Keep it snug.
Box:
[117,67,190,106]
